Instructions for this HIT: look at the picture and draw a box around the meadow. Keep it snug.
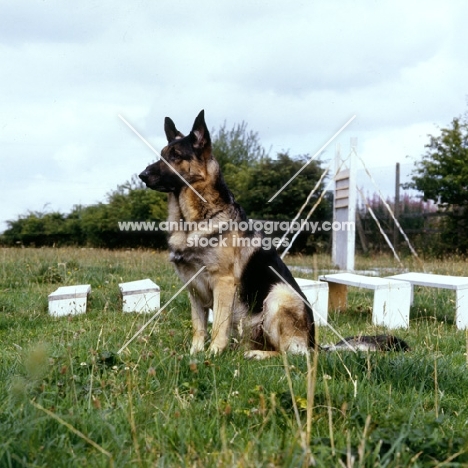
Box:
[0,247,467,467]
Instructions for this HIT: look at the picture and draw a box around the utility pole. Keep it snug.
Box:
[393,162,400,251]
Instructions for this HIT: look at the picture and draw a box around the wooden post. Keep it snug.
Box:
[328,283,348,311]
[393,162,400,251]
[355,210,369,254]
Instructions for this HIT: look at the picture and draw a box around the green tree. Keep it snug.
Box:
[405,112,468,253]
[79,177,168,248]
[240,153,329,219]
[405,116,468,205]
[1,122,332,253]
[105,176,168,222]
[211,121,266,195]
[238,153,332,253]
[212,121,266,169]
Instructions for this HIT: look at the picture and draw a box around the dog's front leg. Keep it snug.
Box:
[189,293,208,354]
[209,277,236,355]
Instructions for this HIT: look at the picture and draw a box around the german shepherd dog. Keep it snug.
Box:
[139,111,410,358]
[139,110,315,359]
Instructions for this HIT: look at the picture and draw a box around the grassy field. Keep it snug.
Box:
[0,247,467,467]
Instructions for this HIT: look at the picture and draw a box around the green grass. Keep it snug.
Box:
[1,248,468,467]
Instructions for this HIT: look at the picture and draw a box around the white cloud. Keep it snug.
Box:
[0,0,467,232]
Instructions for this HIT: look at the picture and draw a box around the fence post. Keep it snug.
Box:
[394,162,400,251]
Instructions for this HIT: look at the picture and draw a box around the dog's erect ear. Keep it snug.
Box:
[190,110,211,150]
[164,117,184,142]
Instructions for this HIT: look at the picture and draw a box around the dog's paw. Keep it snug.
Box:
[243,350,262,360]
[190,341,205,355]
[208,342,227,356]
[244,350,281,360]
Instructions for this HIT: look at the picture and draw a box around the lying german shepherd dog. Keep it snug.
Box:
[139,111,409,358]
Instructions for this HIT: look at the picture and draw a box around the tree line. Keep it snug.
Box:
[0,123,332,253]
[2,108,468,256]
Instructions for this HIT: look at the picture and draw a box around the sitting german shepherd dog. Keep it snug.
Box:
[139,111,409,358]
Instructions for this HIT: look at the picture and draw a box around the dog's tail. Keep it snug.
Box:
[321,334,410,352]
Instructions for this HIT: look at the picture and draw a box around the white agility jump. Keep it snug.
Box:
[388,272,468,329]
[319,273,411,329]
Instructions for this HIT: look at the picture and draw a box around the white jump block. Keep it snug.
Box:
[319,273,411,329]
[388,272,468,329]
[119,279,160,313]
[48,284,91,317]
[295,278,329,326]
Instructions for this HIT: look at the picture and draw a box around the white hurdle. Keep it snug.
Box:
[388,272,468,329]
[319,273,411,329]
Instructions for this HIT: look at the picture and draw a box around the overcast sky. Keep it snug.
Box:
[1,0,467,232]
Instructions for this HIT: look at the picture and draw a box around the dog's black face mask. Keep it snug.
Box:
[139,157,185,193]
[139,110,211,193]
